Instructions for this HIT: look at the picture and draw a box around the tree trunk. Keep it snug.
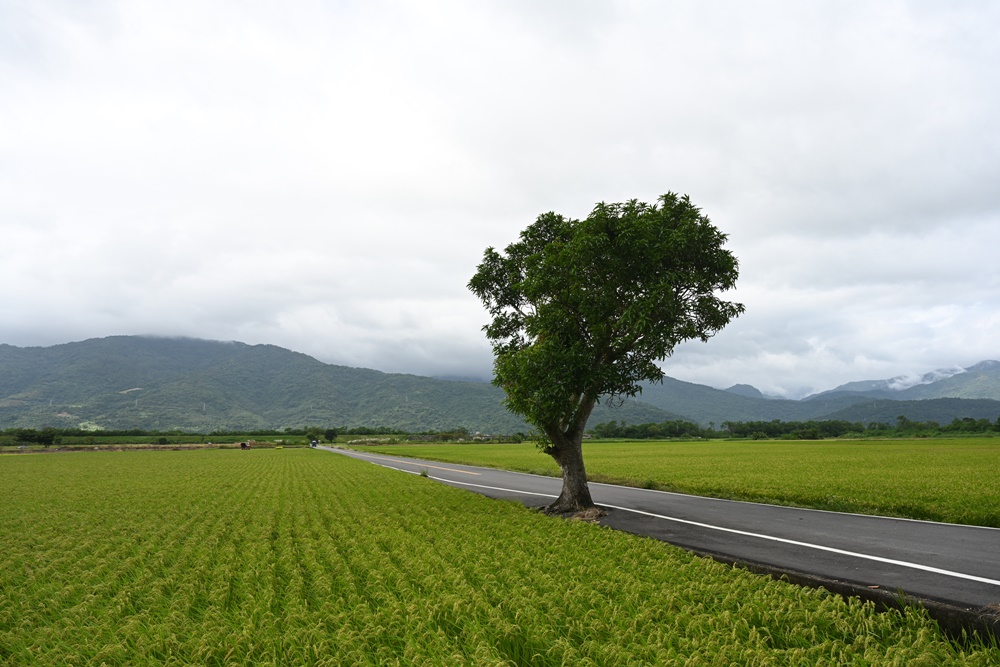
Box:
[546,434,595,514]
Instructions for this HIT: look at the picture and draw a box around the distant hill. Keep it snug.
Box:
[807,361,1000,402]
[633,377,871,426]
[2,336,997,432]
[0,336,679,433]
[819,397,1000,425]
[724,384,767,399]
[630,368,1000,427]
[892,361,1000,400]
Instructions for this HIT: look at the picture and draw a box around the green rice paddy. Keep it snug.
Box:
[1,448,997,665]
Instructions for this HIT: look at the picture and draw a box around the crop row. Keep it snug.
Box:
[1,449,997,665]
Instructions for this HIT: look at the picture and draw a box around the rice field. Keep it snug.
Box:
[359,438,1000,527]
[1,448,997,665]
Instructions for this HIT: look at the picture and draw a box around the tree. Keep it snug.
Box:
[323,428,339,443]
[469,193,743,513]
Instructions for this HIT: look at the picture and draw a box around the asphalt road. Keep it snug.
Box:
[321,446,1000,632]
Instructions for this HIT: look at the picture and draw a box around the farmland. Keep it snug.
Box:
[2,449,997,665]
[359,438,1000,527]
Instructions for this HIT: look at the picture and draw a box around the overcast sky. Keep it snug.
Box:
[2,1,998,398]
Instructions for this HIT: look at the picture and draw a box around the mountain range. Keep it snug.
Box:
[1,336,998,433]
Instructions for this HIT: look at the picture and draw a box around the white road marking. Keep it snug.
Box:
[357,454,481,475]
[431,478,558,498]
[589,480,1000,531]
[431,476,1000,589]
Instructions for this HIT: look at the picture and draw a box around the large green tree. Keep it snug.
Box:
[469,193,744,513]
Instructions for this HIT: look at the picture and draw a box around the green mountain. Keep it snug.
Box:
[633,377,869,425]
[2,336,997,432]
[820,397,1000,425]
[629,370,1000,426]
[0,336,678,433]
[895,361,1000,400]
[808,361,1000,402]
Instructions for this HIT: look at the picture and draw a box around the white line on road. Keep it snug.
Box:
[361,454,482,475]
[589,480,1000,531]
[433,476,1000,589]
[430,478,558,498]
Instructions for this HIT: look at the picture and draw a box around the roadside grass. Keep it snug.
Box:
[2,449,997,665]
[357,438,1000,527]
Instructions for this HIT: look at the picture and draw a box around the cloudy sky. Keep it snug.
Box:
[2,1,998,398]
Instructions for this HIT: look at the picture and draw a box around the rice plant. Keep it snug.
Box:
[1,449,996,665]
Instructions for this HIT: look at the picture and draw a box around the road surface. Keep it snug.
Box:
[321,446,1000,634]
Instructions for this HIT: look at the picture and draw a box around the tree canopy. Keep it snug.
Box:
[469,193,743,512]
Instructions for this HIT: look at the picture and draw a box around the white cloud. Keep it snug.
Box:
[1,0,998,396]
